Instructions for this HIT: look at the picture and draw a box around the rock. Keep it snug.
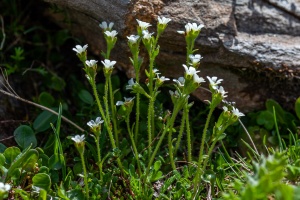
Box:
[42,0,300,112]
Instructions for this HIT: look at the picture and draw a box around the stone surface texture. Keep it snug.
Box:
[43,0,300,112]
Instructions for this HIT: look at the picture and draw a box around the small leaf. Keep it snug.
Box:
[49,75,66,91]
[0,143,6,153]
[32,173,51,192]
[48,154,64,170]
[14,125,37,149]
[39,92,55,107]
[3,146,21,165]
[153,160,162,172]
[33,109,57,133]
[295,97,300,120]
[78,89,94,105]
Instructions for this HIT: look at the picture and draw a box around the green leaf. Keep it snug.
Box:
[256,111,274,130]
[49,75,66,91]
[39,92,55,107]
[3,146,21,165]
[14,125,37,149]
[153,160,162,172]
[295,97,300,120]
[0,143,7,153]
[32,173,51,192]
[48,153,64,170]
[78,89,94,105]
[33,109,57,133]
[0,153,5,166]
[6,147,39,181]
[66,189,85,200]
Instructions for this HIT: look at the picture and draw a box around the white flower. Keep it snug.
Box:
[222,106,229,112]
[116,97,135,106]
[207,76,223,90]
[153,68,160,75]
[216,86,228,98]
[101,59,116,69]
[87,117,104,128]
[232,107,245,117]
[173,77,185,87]
[127,35,140,43]
[72,44,88,54]
[187,22,204,32]
[157,75,170,83]
[99,21,114,30]
[126,78,135,90]
[85,60,98,67]
[136,19,151,30]
[104,30,118,38]
[193,73,205,84]
[177,22,204,34]
[189,54,203,65]
[142,30,153,40]
[169,90,180,97]
[71,135,85,143]
[0,182,11,192]
[157,16,171,25]
[182,64,199,76]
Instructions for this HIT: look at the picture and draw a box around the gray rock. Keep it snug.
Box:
[43,0,300,112]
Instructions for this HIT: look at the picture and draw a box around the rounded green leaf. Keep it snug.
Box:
[32,173,51,192]
[295,97,300,120]
[0,143,6,153]
[33,110,57,133]
[78,89,94,105]
[49,75,66,91]
[14,125,37,149]
[3,146,21,165]
[39,92,55,107]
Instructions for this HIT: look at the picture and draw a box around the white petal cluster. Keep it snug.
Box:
[104,30,118,38]
[182,64,200,76]
[99,21,114,30]
[85,60,98,67]
[127,35,140,44]
[71,135,85,143]
[87,117,104,128]
[157,16,171,25]
[0,182,11,192]
[136,19,151,30]
[142,30,154,40]
[173,77,185,87]
[189,54,203,65]
[157,75,170,83]
[101,59,116,69]
[193,73,206,84]
[72,44,88,54]
[177,22,204,34]
[223,106,244,118]
[126,78,136,90]
[207,76,223,90]
[216,86,228,98]
[116,97,135,106]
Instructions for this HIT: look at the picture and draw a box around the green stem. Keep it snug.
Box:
[91,80,124,172]
[104,78,110,123]
[174,111,186,155]
[80,151,89,199]
[168,131,176,170]
[146,102,182,176]
[193,106,215,194]
[197,107,215,168]
[109,77,119,146]
[95,135,103,181]
[126,118,142,175]
[185,106,192,163]
[134,93,140,144]
[147,98,155,159]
